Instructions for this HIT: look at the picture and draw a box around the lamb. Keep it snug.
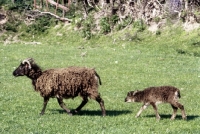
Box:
[125,86,187,120]
[13,58,106,116]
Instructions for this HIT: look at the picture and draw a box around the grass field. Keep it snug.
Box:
[0,25,200,133]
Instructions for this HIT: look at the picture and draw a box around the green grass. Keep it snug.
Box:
[0,26,200,133]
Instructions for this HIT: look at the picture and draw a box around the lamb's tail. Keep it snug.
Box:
[175,90,181,99]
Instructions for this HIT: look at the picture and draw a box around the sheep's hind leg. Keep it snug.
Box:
[40,97,49,115]
[57,97,72,115]
[95,95,106,116]
[73,97,88,114]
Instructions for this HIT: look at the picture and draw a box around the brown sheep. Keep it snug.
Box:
[13,58,106,116]
[125,86,187,120]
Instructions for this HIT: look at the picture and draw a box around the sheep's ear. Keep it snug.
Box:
[22,58,32,69]
[24,62,31,69]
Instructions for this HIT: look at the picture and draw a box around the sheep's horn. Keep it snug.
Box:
[22,58,32,69]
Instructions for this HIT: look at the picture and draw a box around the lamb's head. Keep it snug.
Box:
[13,58,35,77]
[125,90,138,102]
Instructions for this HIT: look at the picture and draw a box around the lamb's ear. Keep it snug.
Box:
[127,91,132,96]
[132,90,138,96]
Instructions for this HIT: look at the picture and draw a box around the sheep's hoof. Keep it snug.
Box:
[71,110,78,115]
[40,112,44,115]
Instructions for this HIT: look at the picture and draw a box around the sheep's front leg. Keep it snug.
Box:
[150,102,160,120]
[40,97,49,115]
[136,103,149,118]
[57,97,72,115]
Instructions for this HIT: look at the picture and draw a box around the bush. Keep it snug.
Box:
[5,22,18,32]
[80,15,95,39]
[26,15,57,35]
[81,23,92,39]
[133,19,146,32]
[100,17,111,34]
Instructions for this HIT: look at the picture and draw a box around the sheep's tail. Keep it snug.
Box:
[177,90,181,98]
[95,71,102,85]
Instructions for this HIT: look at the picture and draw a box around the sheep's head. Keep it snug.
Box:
[125,90,138,102]
[13,58,34,77]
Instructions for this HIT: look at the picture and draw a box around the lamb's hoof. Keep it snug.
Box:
[102,113,106,117]
[156,117,161,120]
[183,116,187,120]
[68,112,73,116]
[156,118,161,121]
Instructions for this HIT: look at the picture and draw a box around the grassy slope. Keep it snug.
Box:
[0,25,200,133]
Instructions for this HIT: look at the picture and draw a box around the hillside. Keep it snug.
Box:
[0,0,200,56]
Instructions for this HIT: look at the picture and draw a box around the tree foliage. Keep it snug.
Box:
[0,0,200,40]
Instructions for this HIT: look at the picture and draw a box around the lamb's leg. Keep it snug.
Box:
[57,97,72,115]
[136,103,149,118]
[150,102,160,120]
[173,102,187,120]
[74,97,88,114]
[40,97,49,115]
[95,95,106,116]
[170,104,178,120]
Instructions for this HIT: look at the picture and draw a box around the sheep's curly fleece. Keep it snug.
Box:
[35,67,101,99]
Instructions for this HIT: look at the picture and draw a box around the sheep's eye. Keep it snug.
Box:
[19,64,26,69]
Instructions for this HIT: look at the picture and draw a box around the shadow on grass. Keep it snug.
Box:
[144,114,199,121]
[50,109,132,116]
[185,115,199,121]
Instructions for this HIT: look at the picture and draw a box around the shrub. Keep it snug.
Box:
[5,23,17,32]
[81,23,92,39]
[80,15,95,39]
[133,19,146,32]
[100,17,111,34]
[26,16,57,35]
